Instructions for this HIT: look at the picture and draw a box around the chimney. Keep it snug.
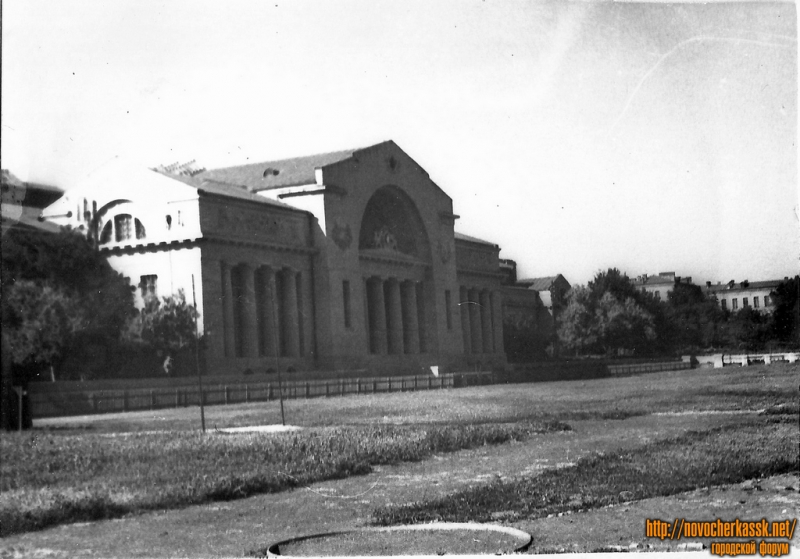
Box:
[728,280,735,289]
[706,281,711,288]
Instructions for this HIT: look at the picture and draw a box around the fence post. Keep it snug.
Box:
[414,376,418,391]
[245,384,249,403]
[175,388,179,408]
[305,382,310,398]
[225,386,230,405]
[373,379,377,393]
[357,378,361,394]
[123,390,128,412]
[91,393,98,413]
[150,390,155,410]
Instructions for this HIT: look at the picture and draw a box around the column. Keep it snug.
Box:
[469,288,483,354]
[363,278,371,351]
[221,261,235,358]
[260,267,278,358]
[492,290,505,354]
[416,281,427,353]
[401,281,420,354]
[295,272,305,356]
[480,289,494,353]
[368,277,387,354]
[386,278,404,355]
[460,286,471,355]
[282,268,300,357]
[242,265,259,357]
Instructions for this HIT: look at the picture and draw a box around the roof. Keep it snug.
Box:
[199,146,369,191]
[453,231,497,247]
[640,275,675,286]
[2,170,64,209]
[705,280,784,293]
[152,169,302,212]
[1,204,62,234]
[516,276,557,291]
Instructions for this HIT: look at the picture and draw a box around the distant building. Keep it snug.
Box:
[703,279,784,313]
[515,275,571,315]
[631,272,693,302]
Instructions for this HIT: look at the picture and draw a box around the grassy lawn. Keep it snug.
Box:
[2,363,797,539]
[373,418,798,525]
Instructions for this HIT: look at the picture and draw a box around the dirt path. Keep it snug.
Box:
[0,412,792,558]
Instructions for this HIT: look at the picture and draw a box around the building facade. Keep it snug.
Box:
[45,141,536,375]
[631,272,693,302]
[704,279,784,313]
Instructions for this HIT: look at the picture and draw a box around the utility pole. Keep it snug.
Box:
[192,275,205,433]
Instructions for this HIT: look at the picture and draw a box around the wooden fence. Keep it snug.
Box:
[28,371,494,419]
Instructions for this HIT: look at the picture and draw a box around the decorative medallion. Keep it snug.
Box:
[332,222,353,250]
[387,155,399,172]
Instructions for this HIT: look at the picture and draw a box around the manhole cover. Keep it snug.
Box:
[267,522,532,556]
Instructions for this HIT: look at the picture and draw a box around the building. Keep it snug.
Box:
[631,272,693,302]
[515,275,571,315]
[704,279,784,313]
[44,141,543,375]
[1,170,63,234]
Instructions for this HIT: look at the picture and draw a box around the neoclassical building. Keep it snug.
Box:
[45,141,541,374]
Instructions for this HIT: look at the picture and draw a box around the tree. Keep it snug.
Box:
[129,290,200,374]
[557,286,601,355]
[1,227,136,380]
[770,276,800,347]
[558,269,659,356]
[665,282,728,350]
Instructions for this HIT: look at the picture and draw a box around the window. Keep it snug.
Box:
[342,280,351,328]
[445,290,453,330]
[732,298,738,310]
[753,296,759,308]
[135,219,146,239]
[721,299,727,310]
[140,275,157,299]
[764,295,771,306]
[115,214,132,241]
[654,291,661,300]
[743,297,749,308]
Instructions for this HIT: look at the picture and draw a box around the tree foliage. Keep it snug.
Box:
[131,290,200,356]
[769,275,799,345]
[557,273,656,356]
[1,228,136,378]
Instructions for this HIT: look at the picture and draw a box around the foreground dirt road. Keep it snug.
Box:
[1,412,796,558]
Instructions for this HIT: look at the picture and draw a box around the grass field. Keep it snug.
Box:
[2,363,797,540]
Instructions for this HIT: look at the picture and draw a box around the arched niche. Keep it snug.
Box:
[358,185,431,262]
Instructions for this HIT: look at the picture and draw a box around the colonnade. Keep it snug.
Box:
[459,286,503,354]
[221,262,304,359]
[364,277,426,355]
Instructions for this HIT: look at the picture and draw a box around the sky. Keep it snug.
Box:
[2,0,798,286]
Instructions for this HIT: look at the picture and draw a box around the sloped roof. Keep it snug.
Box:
[517,276,557,291]
[153,170,301,212]
[199,147,367,191]
[705,280,784,293]
[454,231,497,247]
[1,204,62,233]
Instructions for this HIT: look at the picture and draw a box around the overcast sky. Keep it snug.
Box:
[2,0,797,286]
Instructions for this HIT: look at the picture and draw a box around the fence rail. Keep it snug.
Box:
[28,372,495,419]
[606,361,692,376]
